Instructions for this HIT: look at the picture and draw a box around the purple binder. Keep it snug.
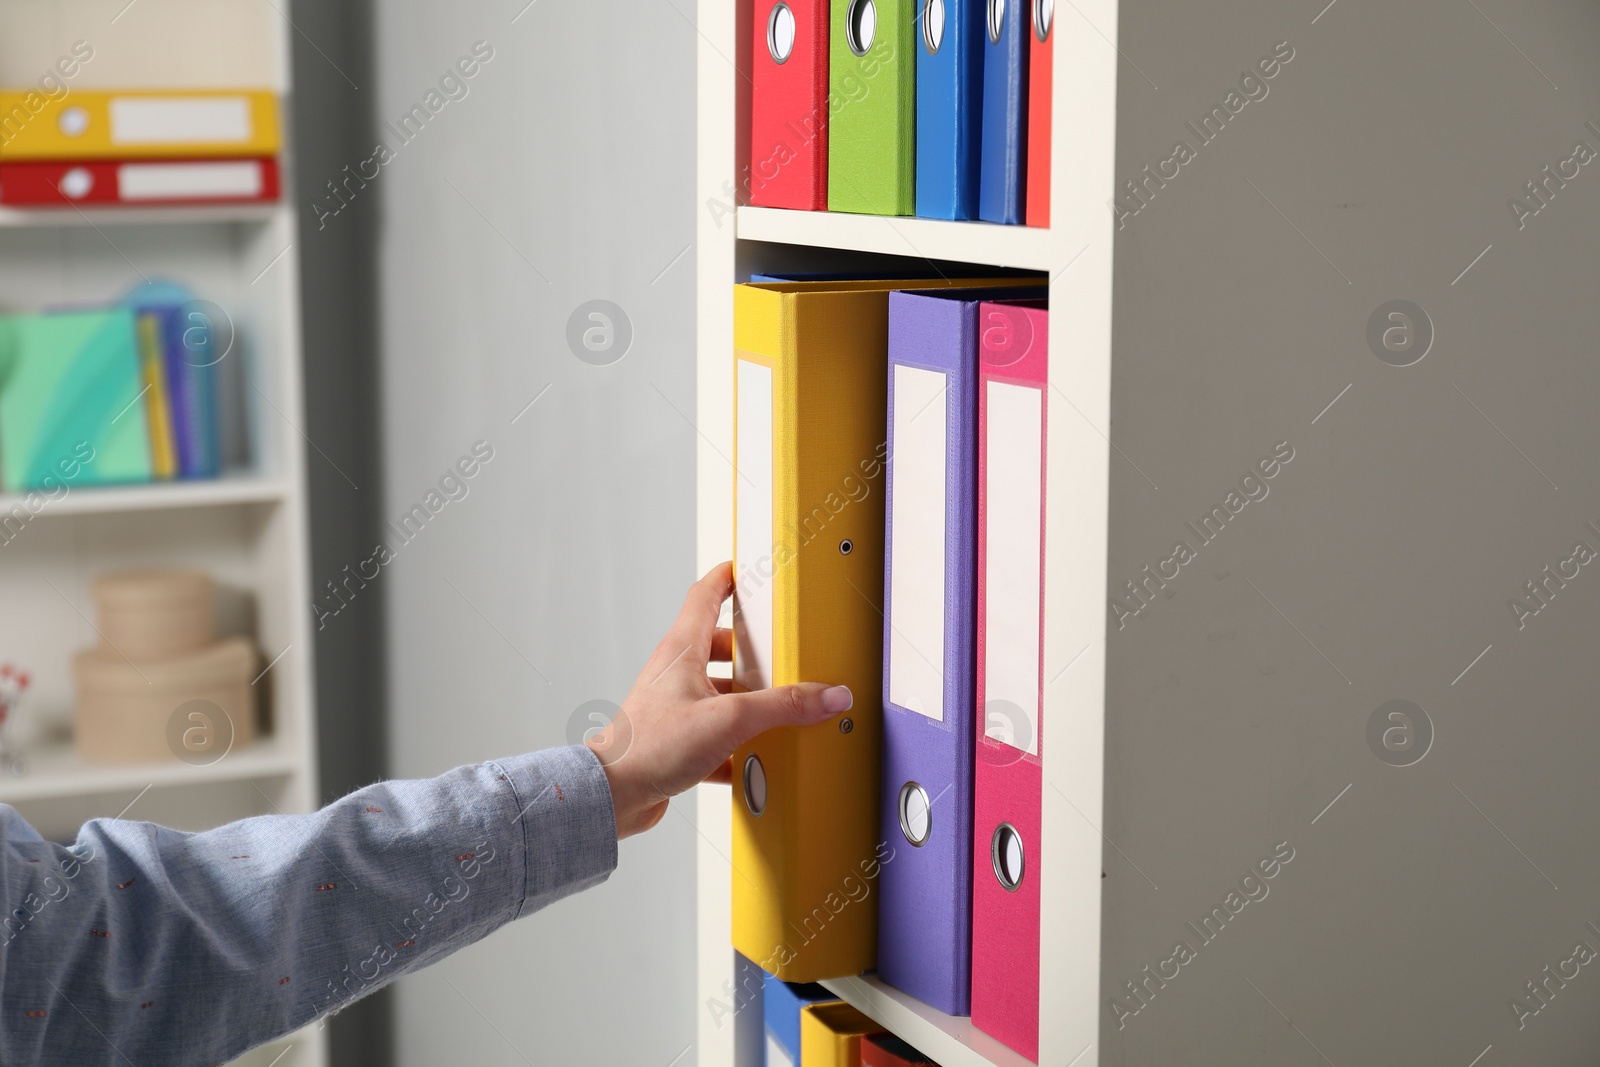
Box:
[878,285,1041,1015]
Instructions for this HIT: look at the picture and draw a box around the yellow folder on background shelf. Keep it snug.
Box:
[730,276,1029,984]
[137,313,177,480]
[0,89,279,160]
[799,1002,882,1065]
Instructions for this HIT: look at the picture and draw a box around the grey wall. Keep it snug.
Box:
[1102,0,1600,1063]
[366,1,700,1065]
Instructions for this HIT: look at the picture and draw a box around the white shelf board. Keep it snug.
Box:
[819,975,1037,1067]
[0,738,300,804]
[0,474,288,517]
[0,203,280,229]
[736,207,1059,272]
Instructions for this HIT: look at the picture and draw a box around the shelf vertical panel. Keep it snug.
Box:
[259,200,322,818]
[1039,0,1121,1064]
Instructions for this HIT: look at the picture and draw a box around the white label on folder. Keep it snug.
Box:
[109,97,252,145]
[118,161,262,201]
[889,364,948,721]
[984,380,1042,755]
[734,359,775,693]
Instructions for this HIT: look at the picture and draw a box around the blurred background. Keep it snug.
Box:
[303,1,699,1063]
[0,0,697,1064]
[11,0,1599,1065]
[314,1,697,1063]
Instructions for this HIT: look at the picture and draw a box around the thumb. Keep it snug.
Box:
[719,683,854,743]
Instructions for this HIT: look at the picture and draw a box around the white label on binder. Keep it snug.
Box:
[118,161,262,201]
[734,360,775,693]
[984,380,1041,755]
[889,364,948,721]
[109,97,252,145]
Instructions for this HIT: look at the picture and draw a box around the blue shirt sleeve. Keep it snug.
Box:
[0,744,618,1066]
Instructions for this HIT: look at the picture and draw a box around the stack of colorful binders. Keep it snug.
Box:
[0,87,281,208]
[730,274,1049,1063]
[747,0,1052,224]
[0,289,227,493]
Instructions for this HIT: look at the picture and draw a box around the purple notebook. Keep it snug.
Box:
[878,285,1042,1015]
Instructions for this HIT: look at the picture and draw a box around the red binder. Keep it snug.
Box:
[971,301,1047,1062]
[748,0,829,209]
[861,1032,937,1066]
[0,157,279,208]
[1024,0,1052,227]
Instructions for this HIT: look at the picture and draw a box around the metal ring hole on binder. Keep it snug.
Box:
[898,782,932,846]
[743,754,767,816]
[59,168,94,200]
[922,0,945,54]
[767,2,796,64]
[987,0,1005,45]
[846,0,877,56]
[838,539,853,555]
[58,106,89,137]
[991,822,1025,891]
[1033,0,1052,41]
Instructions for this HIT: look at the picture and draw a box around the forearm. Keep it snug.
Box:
[0,745,616,1066]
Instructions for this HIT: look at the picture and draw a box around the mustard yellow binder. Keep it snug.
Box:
[731,276,1030,983]
[799,1002,881,1065]
[137,313,176,480]
[0,90,280,160]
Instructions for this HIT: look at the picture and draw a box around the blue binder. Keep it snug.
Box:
[916,0,985,220]
[762,973,838,1066]
[978,0,1029,224]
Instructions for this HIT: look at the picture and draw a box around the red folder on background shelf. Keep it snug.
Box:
[0,158,280,207]
[748,0,829,209]
[970,300,1047,1062]
[1024,0,1052,227]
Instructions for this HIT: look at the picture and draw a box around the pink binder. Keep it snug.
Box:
[970,301,1047,1062]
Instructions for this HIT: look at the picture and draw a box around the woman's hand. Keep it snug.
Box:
[585,562,853,838]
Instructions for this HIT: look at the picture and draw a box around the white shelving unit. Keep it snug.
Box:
[694,0,1119,1064]
[0,202,280,229]
[0,4,324,1065]
[0,473,289,517]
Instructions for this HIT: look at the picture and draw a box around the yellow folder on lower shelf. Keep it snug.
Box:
[800,1002,883,1065]
[730,277,1028,984]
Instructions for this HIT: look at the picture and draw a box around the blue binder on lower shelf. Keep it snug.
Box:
[762,973,839,1067]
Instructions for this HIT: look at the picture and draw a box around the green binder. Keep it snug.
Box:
[0,308,152,491]
[827,0,916,215]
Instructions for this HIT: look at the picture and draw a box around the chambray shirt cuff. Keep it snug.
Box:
[489,745,618,919]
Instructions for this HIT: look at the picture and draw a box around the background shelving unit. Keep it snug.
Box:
[0,3,324,1064]
[693,0,1119,1064]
